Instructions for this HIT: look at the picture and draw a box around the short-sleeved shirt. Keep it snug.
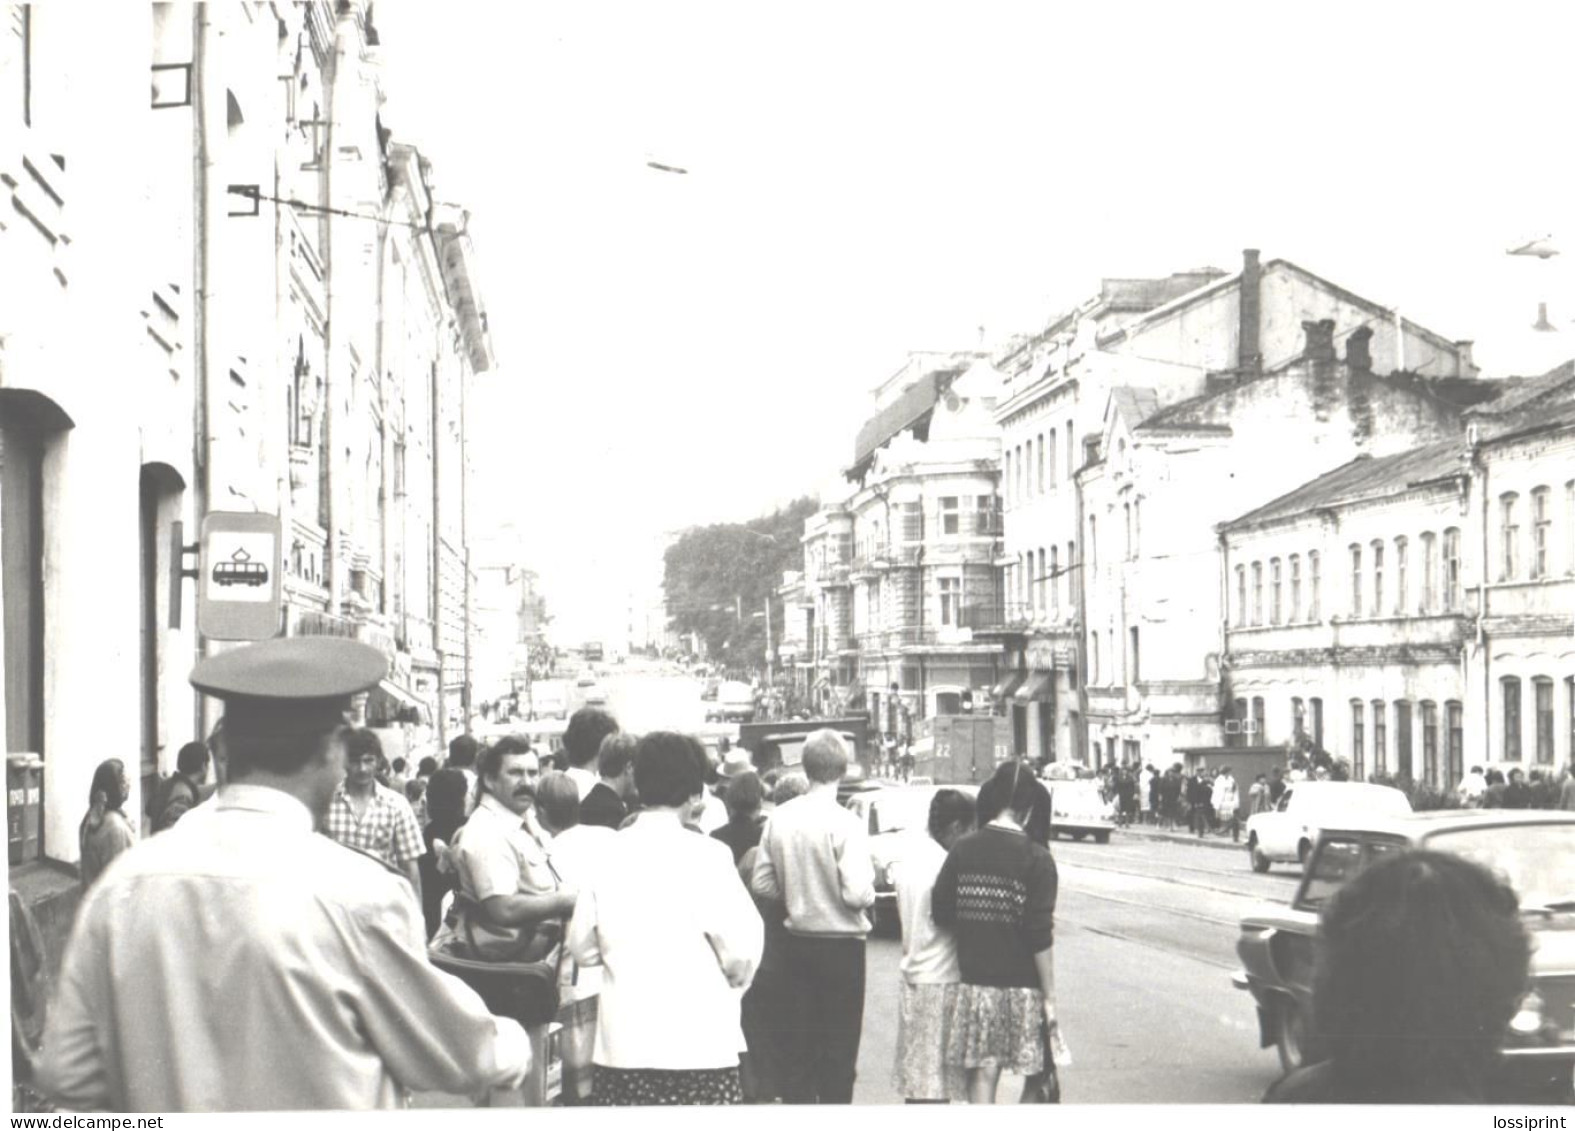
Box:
[324,781,424,869]
[434,792,558,960]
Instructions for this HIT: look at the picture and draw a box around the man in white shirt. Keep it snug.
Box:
[751,729,876,1104]
[1211,767,1241,842]
[39,637,530,1111]
[1458,765,1488,807]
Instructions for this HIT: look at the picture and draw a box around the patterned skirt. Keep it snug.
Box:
[952,984,1046,1076]
[591,1064,743,1106]
[893,981,967,1101]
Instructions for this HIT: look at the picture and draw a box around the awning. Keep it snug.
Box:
[990,670,1027,699]
[1015,672,1055,701]
[368,679,430,726]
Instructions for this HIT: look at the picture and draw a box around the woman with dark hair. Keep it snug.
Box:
[418,768,471,939]
[892,788,975,1103]
[568,732,763,1105]
[1266,849,1532,1104]
[79,759,135,889]
[933,760,1061,1103]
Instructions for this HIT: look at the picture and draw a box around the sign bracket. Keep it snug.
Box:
[169,520,200,629]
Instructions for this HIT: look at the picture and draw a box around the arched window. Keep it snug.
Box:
[1370,539,1385,617]
[1350,700,1365,780]
[1349,544,1362,617]
[1251,561,1263,625]
[1270,558,1282,624]
[1419,532,1437,611]
[1288,554,1301,622]
[1501,677,1522,761]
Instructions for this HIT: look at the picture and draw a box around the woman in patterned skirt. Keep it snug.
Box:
[891,788,976,1102]
[932,759,1061,1103]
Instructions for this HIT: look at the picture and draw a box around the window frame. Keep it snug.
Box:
[1531,486,1550,579]
[1500,491,1520,581]
[1270,557,1283,625]
[1350,699,1365,780]
[1394,536,1407,614]
[1502,676,1522,762]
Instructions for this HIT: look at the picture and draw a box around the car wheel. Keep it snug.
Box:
[1276,998,1313,1074]
[1249,835,1271,873]
[1093,829,1111,845]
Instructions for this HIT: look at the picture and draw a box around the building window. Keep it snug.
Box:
[1064,421,1074,481]
[1534,677,1554,764]
[1420,532,1436,612]
[1003,450,1012,506]
[1370,540,1384,617]
[1349,545,1362,618]
[1289,554,1301,622]
[1372,700,1387,776]
[1350,700,1365,780]
[1421,701,1438,786]
[1443,529,1461,610]
[1037,548,1047,615]
[1503,677,1522,761]
[940,496,959,536]
[1394,536,1407,614]
[1235,564,1247,628]
[1567,482,1575,576]
[1,404,47,775]
[1309,551,1321,620]
[1088,516,1097,573]
[1311,696,1323,750]
[1446,701,1464,789]
[1036,435,1045,494]
[1251,562,1263,625]
[1089,632,1100,685]
[1270,558,1283,625]
[1292,696,1305,738]
[1531,487,1550,579]
[939,576,960,627]
[974,495,995,536]
[1252,697,1266,745]
[1124,503,1133,560]
[1395,700,1413,780]
[1049,546,1059,615]
[1047,430,1057,489]
[1129,626,1140,685]
[1500,492,1519,580]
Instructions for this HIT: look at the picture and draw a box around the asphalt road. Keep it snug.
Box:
[850,833,1295,1104]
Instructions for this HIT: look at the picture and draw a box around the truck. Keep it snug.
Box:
[911,714,1010,785]
[736,716,872,777]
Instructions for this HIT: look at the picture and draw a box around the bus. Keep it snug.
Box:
[582,641,605,663]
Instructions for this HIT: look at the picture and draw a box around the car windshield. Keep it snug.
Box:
[871,791,938,836]
[1426,824,1575,912]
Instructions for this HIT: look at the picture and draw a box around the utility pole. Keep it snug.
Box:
[764,593,773,690]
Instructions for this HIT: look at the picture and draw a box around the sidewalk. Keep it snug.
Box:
[1106,820,1248,854]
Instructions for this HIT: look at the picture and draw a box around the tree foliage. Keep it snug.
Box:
[664,497,819,670]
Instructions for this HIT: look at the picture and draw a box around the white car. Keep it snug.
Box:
[1244,780,1411,872]
[1045,779,1117,844]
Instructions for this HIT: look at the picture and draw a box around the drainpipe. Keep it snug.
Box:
[1217,528,1231,739]
[320,17,340,618]
[192,3,216,741]
[1471,430,1490,763]
[1072,454,1090,766]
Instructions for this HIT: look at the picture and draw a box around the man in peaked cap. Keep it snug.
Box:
[38,637,531,1111]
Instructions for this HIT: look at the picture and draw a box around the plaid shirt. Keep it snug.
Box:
[324,781,424,869]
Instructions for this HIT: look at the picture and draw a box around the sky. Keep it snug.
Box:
[372,1,1575,643]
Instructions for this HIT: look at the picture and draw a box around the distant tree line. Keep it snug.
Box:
[663,497,819,669]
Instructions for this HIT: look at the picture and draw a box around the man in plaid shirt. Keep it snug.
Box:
[325,728,425,899]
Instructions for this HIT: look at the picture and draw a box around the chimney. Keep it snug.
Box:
[1302,319,1336,362]
[1239,248,1262,376]
[1532,303,1555,332]
[1453,340,1475,377]
[1345,326,1373,373]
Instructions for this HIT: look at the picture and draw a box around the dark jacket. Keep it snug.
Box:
[580,781,628,829]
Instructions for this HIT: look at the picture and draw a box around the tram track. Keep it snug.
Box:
[1054,847,1300,902]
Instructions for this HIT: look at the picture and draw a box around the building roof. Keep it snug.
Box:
[1465,359,1575,437]
[1107,386,1159,428]
[849,363,970,472]
[1220,440,1465,532]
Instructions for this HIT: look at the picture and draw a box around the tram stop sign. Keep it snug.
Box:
[198,512,283,641]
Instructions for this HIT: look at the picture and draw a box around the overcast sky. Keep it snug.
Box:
[373,1,1575,643]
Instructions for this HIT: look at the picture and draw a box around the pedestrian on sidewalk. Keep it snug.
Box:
[1187,770,1213,837]
[1247,774,1271,816]
[78,759,135,890]
[1211,768,1241,842]
[750,729,875,1104]
[39,637,531,1110]
[932,760,1062,1105]
[324,728,425,902]
[148,741,211,833]
[1142,765,1158,825]
[1159,766,1183,831]
[890,788,974,1104]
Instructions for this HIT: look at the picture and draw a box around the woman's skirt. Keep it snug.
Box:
[952,983,1046,1076]
[892,981,966,1101]
[591,1064,743,1106]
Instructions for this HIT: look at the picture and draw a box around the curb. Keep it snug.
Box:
[1105,826,1249,854]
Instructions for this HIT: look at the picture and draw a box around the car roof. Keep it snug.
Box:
[1317,808,1575,840]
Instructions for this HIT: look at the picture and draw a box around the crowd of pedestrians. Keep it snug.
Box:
[34,634,1575,1110]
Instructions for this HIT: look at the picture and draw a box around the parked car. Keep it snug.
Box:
[706,680,756,723]
[1233,810,1575,1100]
[1043,777,1116,844]
[1244,780,1410,872]
[843,784,979,935]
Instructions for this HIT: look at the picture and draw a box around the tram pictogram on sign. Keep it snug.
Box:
[198,512,282,640]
